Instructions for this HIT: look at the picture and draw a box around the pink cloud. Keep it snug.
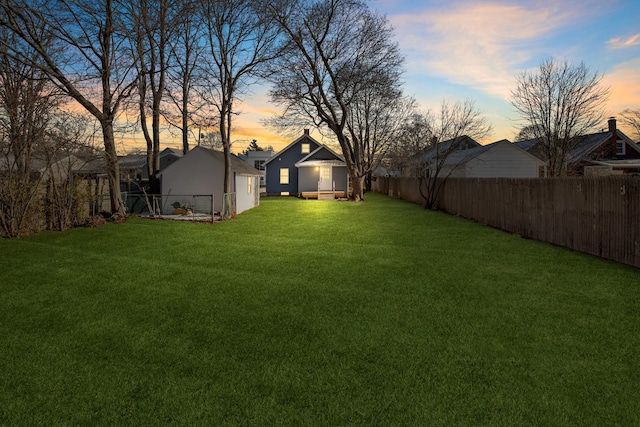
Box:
[388,1,604,99]
[607,33,640,49]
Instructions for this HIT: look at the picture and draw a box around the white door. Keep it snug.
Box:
[318,166,332,191]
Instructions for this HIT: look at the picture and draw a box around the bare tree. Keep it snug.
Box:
[163,0,205,155]
[267,0,404,201]
[620,108,640,142]
[510,58,609,176]
[126,0,174,194]
[348,83,414,192]
[386,111,434,175]
[514,124,544,142]
[201,0,281,216]
[0,25,60,236]
[0,0,138,215]
[0,25,96,235]
[414,99,493,209]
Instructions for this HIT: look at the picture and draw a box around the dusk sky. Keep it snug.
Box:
[153,0,640,154]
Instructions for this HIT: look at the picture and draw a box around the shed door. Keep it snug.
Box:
[319,166,332,191]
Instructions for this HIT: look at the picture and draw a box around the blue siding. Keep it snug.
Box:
[265,136,320,195]
[306,146,339,161]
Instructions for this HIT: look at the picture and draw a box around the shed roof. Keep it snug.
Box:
[159,146,262,176]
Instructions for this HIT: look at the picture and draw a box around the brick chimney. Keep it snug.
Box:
[608,117,617,158]
[304,129,309,136]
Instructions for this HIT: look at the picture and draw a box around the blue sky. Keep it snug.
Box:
[156,0,640,153]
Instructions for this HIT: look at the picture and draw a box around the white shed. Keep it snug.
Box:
[158,146,261,215]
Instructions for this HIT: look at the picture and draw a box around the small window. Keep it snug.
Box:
[301,143,310,154]
[538,165,545,178]
[247,176,252,194]
[280,168,289,184]
[321,167,330,180]
[254,160,265,170]
[616,139,625,156]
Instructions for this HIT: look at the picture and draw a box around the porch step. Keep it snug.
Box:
[317,192,335,200]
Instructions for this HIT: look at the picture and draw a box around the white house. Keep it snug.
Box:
[237,149,274,188]
[158,146,262,215]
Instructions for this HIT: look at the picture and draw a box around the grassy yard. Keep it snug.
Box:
[1,192,638,425]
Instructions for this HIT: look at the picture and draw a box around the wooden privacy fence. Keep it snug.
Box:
[373,176,640,269]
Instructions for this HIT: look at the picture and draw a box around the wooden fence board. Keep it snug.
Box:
[373,176,640,269]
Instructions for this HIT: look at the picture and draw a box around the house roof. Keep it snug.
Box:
[295,145,345,167]
[160,147,184,157]
[514,129,640,163]
[407,135,481,165]
[200,147,262,176]
[441,139,545,167]
[118,154,146,170]
[264,133,322,165]
[0,153,94,173]
[159,146,261,176]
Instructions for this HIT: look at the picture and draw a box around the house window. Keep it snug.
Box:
[301,143,310,154]
[538,166,545,178]
[321,167,330,180]
[280,168,289,184]
[247,176,252,194]
[254,160,265,171]
[616,139,625,156]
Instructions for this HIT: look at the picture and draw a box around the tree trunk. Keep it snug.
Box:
[350,171,364,202]
[101,119,125,215]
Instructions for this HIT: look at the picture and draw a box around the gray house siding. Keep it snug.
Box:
[298,167,317,193]
[265,135,321,195]
[332,167,348,190]
[297,166,348,193]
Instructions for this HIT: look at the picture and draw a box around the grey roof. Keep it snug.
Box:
[441,141,495,166]
[118,154,146,169]
[513,139,538,151]
[160,147,184,157]
[513,129,640,163]
[407,135,481,165]
[199,147,262,176]
[295,144,345,166]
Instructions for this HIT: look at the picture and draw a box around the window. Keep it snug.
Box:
[321,167,330,180]
[280,168,289,184]
[254,160,265,171]
[538,165,545,178]
[247,176,252,194]
[616,139,625,156]
[301,143,310,154]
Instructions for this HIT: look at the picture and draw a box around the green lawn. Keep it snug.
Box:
[1,192,638,425]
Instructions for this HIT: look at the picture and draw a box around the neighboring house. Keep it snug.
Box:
[514,117,640,176]
[402,135,481,177]
[238,149,274,188]
[265,130,348,198]
[119,147,183,191]
[158,146,261,215]
[438,139,546,178]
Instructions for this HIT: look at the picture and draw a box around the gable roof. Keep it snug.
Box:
[295,145,345,167]
[159,146,261,176]
[265,133,322,165]
[514,129,640,163]
[160,147,183,157]
[442,139,545,167]
[407,135,481,165]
